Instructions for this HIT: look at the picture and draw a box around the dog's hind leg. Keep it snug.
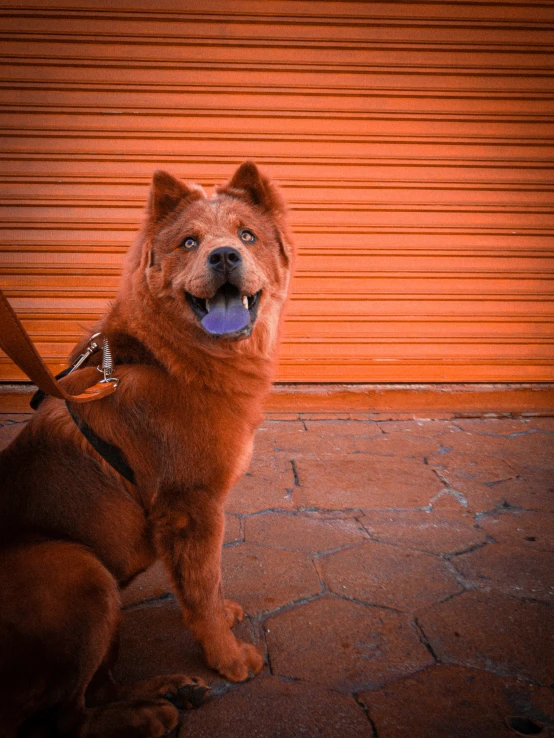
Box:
[85,626,209,713]
[81,674,209,738]
[0,540,123,736]
[0,541,194,737]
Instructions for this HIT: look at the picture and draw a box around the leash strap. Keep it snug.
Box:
[65,402,136,485]
[0,288,136,485]
[30,370,136,484]
[0,288,117,403]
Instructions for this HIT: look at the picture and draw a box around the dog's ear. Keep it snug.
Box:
[216,161,287,218]
[147,170,205,223]
[219,161,294,267]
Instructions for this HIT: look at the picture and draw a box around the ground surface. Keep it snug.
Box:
[1,411,553,737]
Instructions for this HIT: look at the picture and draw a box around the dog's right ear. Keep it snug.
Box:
[144,171,206,269]
[147,170,205,223]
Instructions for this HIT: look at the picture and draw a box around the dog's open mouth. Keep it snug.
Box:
[185,284,261,338]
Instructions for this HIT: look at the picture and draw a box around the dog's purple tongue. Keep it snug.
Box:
[201,285,250,336]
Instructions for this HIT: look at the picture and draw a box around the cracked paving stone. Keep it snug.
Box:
[246,512,367,553]
[226,456,295,514]
[255,420,307,454]
[273,428,358,454]
[265,596,434,691]
[485,471,554,512]
[375,419,456,436]
[437,431,554,472]
[452,544,554,603]
[294,456,444,510]
[180,676,373,737]
[361,509,486,555]
[496,433,554,471]
[303,419,382,436]
[320,541,462,612]
[359,663,554,738]
[430,452,517,512]
[417,592,554,684]
[251,423,284,454]
[454,418,540,436]
[353,432,442,457]
[435,431,515,457]
[221,543,321,615]
[477,510,554,551]
[114,600,265,687]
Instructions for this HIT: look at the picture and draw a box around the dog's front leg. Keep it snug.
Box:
[152,491,264,683]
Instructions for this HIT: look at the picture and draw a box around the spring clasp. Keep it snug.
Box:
[95,333,120,387]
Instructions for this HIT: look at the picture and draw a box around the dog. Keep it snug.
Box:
[0,162,294,737]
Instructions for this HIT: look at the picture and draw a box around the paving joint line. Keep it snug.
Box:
[222,539,244,549]
[121,591,175,612]
[290,458,300,487]
[352,693,379,737]
[311,541,366,558]
[413,617,439,663]
[484,475,519,488]
[445,540,489,559]
[330,592,405,615]
[309,556,329,595]
[259,618,274,677]
[259,591,325,621]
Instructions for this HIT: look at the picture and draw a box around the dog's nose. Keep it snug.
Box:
[207,247,242,274]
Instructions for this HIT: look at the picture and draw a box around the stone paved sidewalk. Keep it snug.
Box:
[1,411,553,737]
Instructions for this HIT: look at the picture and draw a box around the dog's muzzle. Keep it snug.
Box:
[185,283,261,339]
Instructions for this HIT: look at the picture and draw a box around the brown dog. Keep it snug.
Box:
[0,162,294,737]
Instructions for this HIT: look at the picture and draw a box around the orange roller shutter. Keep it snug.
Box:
[0,0,553,382]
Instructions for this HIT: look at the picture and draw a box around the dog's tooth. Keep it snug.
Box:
[242,295,249,309]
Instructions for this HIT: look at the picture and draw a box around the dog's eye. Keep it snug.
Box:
[239,229,257,244]
[181,236,198,250]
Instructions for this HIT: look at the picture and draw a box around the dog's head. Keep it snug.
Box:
[129,162,293,352]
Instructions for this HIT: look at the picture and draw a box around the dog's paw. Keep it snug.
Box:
[83,698,179,738]
[164,678,210,710]
[120,674,209,709]
[211,640,264,683]
[223,598,244,627]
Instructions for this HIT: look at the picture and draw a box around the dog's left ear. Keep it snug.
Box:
[218,161,294,267]
[216,161,287,219]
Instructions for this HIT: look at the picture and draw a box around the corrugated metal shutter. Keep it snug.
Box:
[1,0,553,382]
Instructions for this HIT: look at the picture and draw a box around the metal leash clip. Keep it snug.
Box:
[29,332,118,411]
[96,334,120,387]
[66,332,102,376]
